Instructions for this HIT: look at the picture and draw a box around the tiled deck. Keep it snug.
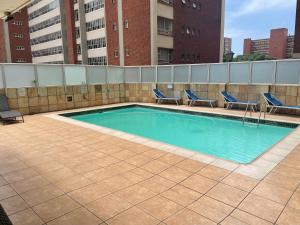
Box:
[0,104,299,225]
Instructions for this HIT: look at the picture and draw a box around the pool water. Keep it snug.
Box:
[70,107,293,164]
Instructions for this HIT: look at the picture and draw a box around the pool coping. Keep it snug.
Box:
[45,103,300,180]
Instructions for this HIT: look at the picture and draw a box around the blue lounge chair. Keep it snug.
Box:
[0,94,24,123]
[263,93,300,114]
[153,89,181,105]
[185,90,216,107]
[220,91,259,111]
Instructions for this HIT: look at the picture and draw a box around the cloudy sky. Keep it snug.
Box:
[225,0,297,55]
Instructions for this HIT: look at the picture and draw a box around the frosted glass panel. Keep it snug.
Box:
[107,67,124,83]
[157,66,172,83]
[65,66,86,85]
[174,66,189,83]
[230,63,249,83]
[37,65,63,87]
[86,66,106,84]
[210,64,228,83]
[276,61,300,84]
[191,65,208,83]
[141,67,156,83]
[4,64,35,88]
[252,62,274,84]
[124,67,140,83]
[0,67,3,88]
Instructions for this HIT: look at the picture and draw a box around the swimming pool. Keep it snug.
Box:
[65,106,295,164]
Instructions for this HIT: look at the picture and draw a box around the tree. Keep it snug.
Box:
[231,53,274,62]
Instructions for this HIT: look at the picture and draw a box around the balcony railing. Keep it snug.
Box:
[158,0,173,6]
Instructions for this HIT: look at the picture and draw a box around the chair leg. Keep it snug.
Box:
[22,116,24,123]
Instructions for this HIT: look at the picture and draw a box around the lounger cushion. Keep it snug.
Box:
[185,90,199,101]
[0,110,22,119]
[153,89,166,98]
[264,93,283,106]
[221,91,237,102]
[0,95,10,112]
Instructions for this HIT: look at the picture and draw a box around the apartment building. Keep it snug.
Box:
[2,0,224,65]
[224,37,232,54]
[294,0,300,58]
[243,28,294,59]
[0,7,32,63]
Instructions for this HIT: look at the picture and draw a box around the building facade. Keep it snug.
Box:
[243,28,294,59]
[3,0,224,65]
[224,37,232,54]
[294,0,300,58]
[0,7,32,63]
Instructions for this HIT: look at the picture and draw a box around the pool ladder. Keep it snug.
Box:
[242,103,263,126]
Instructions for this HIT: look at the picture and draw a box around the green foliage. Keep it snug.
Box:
[231,53,274,62]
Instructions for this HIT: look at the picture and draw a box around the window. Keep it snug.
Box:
[77,44,81,54]
[13,34,23,38]
[124,20,129,29]
[30,31,62,45]
[16,46,25,50]
[186,27,190,35]
[158,48,173,64]
[88,56,107,65]
[86,18,105,32]
[191,28,195,36]
[114,49,119,58]
[181,0,186,4]
[157,17,173,36]
[76,27,80,38]
[159,0,173,5]
[74,9,79,21]
[112,0,116,3]
[16,58,26,63]
[87,37,106,49]
[192,2,196,8]
[29,15,61,33]
[29,0,59,20]
[12,21,23,26]
[32,46,63,57]
[113,22,117,31]
[84,0,104,13]
[181,54,185,62]
[125,48,130,56]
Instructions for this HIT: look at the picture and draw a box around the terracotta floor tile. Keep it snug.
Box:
[176,159,207,173]
[20,184,65,206]
[141,160,171,174]
[47,207,102,225]
[114,184,157,205]
[8,209,44,225]
[157,153,186,165]
[42,167,77,183]
[106,207,160,225]
[161,184,202,206]
[220,216,248,225]
[111,149,137,160]
[238,193,284,223]
[130,168,154,179]
[125,154,153,167]
[139,175,176,193]
[0,185,17,200]
[138,195,183,220]
[188,196,234,223]
[252,182,294,205]
[102,175,135,192]
[0,195,29,215]
[221,173,258,192]
[221,209,272,225]
[159,166,192,183]
[2,168,39,184]
[32,195,80,222]
[68,183,111,205]
[86,194,132,221]
[11,175,50,194]
[198,165,231,181]
[181,174,217,194]
[164,208,216,225]
[263,172,300,190]
[277,207,300,225]
[0,176,8,187]
[54,175,92,193]
[287,191,300,210]
[142,149,167,159]
[207,183,248,207]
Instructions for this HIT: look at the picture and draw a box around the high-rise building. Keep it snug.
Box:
[0,7,32,63]
[3,0,225,65]
[294,0,300,58]
[243,28,294,59]
[224,37,232,54]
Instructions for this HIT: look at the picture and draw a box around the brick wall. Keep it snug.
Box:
[243,39,252,55]
[122,0,151,66]
[7,7,32,63]
[269,28,288,59]
[173,0,222,64]
[0,20,5,62]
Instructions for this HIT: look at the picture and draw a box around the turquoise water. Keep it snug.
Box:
[70,107,293,163]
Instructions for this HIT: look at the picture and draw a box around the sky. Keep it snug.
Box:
[225,0,297,55]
